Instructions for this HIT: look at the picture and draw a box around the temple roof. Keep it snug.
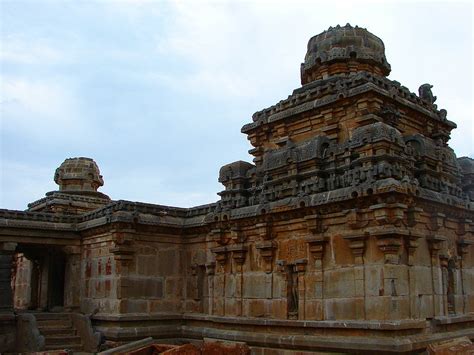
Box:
[301,24,391,84]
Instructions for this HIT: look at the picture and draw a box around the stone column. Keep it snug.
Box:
[0,242,17,312]
[63,246,81,311]
[0,242,17,353]
[427,236,447,316]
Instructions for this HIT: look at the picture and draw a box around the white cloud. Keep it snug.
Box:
[1,77,80,132]
[0,160,57,210]
[0,36,66,65]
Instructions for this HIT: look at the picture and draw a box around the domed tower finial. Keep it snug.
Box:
[301,24,391,84]
[54,157,105,194]
[28,157,110,213]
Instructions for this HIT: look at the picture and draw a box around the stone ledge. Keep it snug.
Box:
[93,312,427,330]
[433,313,474,325]
[93,312,182,322]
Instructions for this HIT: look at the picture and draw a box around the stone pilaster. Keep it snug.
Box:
[0,242,17,312]
[63,246,81,311]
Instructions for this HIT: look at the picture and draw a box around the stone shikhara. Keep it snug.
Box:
[1,24,473,353]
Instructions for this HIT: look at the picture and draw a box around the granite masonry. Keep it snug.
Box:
[1,24,473,354]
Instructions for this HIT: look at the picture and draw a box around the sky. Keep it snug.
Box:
[1,0,473,211]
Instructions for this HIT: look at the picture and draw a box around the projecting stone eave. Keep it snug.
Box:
[242,72,455,135]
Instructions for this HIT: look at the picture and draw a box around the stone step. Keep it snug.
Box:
[40,327,77,336]
[37,319,72,328]
[34,312,71,321]
[45,335,82,346]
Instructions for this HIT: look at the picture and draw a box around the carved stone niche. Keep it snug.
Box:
[426,235,447,259]
[256,240,277,273]
[343,234,368,265]
[305,235,329,269]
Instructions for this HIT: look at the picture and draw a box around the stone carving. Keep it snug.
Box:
[418,83,437,104]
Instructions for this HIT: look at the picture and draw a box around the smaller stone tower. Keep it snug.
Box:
[28,157,110,214]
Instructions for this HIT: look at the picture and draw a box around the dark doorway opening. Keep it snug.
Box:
[13,246,66,312]
[447,259,456,315]
[286,264,298,320]
[48,252,65,310]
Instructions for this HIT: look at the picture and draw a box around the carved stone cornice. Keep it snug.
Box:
[456,218,473,236]
[426,235,447,258]
[205,262,216,275]
[343,234,368,264]
[211,246,228,267]
[405,232,422,266]
[209,228,230,245]
[304,214,328,234]
[305,235,329,269]
[407,206,423,227]
[295,258,308,274]
[110,230,135,263]
[231,226,246,243]
[228,244,248,266]
[346,209,369,230]
[369,227,421,265]
[255,221,273,240]
[370,203,407,226]
[427,212,446,231]
[256,240,277,273]
[457,238,474,259]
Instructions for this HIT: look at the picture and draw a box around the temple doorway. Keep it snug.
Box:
[12,246,66,311]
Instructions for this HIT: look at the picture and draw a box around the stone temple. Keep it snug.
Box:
[1,24,473,354]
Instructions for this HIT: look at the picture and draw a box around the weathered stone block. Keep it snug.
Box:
[165,277,183,299]
[366,296,409,320]
[324,297,364,320]
[272,274,286,298]
[323,268,354,298]
[224,297,239,316]
[269,298,287,319]
[225,274,237,298]
[305,299,323,320]
[120,299,147,313]
[410,266,433,296]
[149,299,179,313]
[243,273,271,299]
[214,275,225,297]
[244,299,266,317]
[365,265,383,296]
[213,298,224,316]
